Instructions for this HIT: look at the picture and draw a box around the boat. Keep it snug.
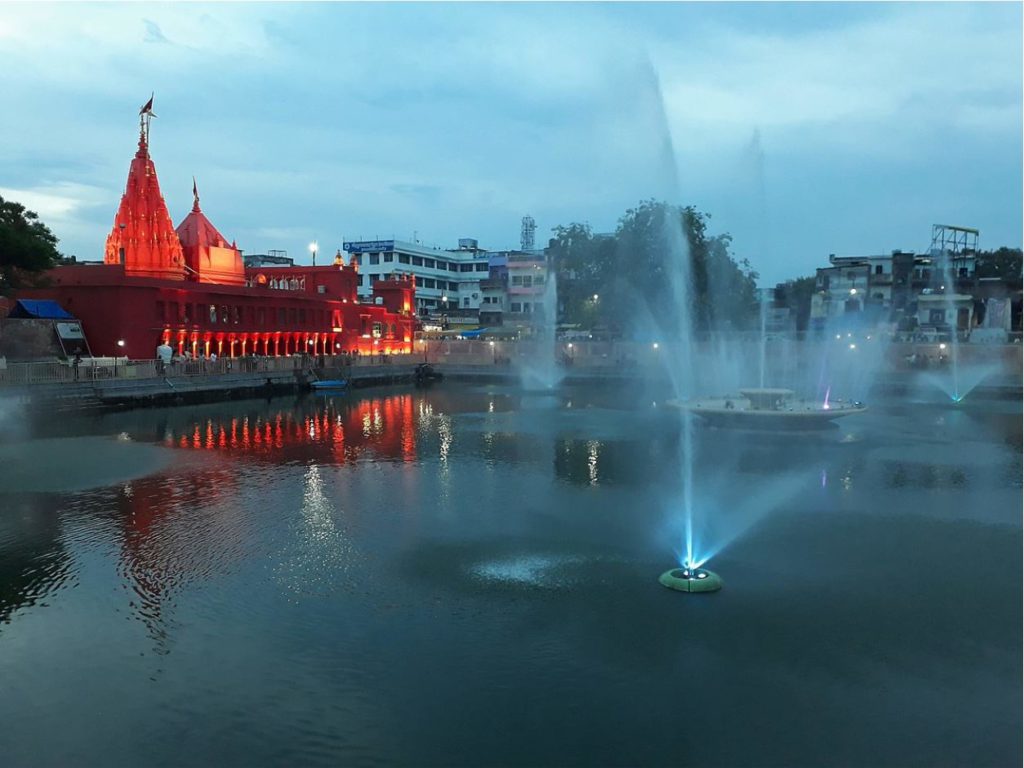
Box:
[666,388,866,427]
[414,363,443,385]
[310,379,348,391]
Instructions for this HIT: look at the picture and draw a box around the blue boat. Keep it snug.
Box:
[310,379,348,391]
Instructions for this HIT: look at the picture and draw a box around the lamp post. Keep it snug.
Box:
[116,339,125,377]
[309,240,318,267]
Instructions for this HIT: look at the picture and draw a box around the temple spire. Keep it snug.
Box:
[192,176,200,212]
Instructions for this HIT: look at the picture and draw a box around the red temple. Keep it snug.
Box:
[19,100,415,359]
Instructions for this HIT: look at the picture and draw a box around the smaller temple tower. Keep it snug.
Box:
[103,96,185,281]
[175,178,245,285]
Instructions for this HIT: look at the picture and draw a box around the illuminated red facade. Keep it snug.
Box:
[20,103,415,358]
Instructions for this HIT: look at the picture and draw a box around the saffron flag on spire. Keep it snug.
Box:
[140,94,155,116]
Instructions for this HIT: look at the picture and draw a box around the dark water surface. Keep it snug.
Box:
[1,384,1020,767]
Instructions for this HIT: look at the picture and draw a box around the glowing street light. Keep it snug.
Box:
[309,240,318,266]
[849,288,857,295]
[592,294,599,301]
[652,342,659,350]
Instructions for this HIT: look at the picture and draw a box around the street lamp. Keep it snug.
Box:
[116,339,125,376]
[592,294,599,301]
[849,288,857,295]
[309,240,318,266]
[652,342,659,350]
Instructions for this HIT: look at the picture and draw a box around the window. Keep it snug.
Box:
[390,323,397,338]
[959,267,968,278]
[522,303,532,314]
[220,306,229,324]
[929,308,946,324]
[449,281,458,291]
[522,276,533,288]
[874,264,883,275]
[372,322,383,338]
[423,278,436,289]
[511,275,523,286]
[369,254,380,265]
[460,263,474,272]
[383,252,394,262]
[412,256,423,267]
[351,255,361,266]
[510,302,522,313]
[424,258,435,269]
[398,254,411,264]
[534,276,544,285]
[233,306,241,324]
[448,262,459,272]
[475,263,488,272]
[317,284,326,294]
[210,305,218,323]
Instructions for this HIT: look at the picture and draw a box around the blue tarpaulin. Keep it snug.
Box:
[7,300,75,320]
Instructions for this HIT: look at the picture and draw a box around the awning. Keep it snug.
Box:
[7,299,75,320]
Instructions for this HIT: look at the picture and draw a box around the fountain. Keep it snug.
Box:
[516,269,564,391]
[659,565,722,593]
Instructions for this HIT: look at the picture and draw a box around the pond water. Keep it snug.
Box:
[1,383,1020,767]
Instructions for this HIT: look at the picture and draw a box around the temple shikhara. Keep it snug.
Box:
[19,98,415,358]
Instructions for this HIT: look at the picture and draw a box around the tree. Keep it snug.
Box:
[975,247,1022,286]
[0,194,61,295]
[549,200,759,336]
[774,276,817,332]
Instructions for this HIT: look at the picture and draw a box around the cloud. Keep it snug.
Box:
[142,19,170,45]
[0,2,1018,283]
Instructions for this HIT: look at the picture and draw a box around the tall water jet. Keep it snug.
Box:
[516,268,563,391]
[759,288,770,389]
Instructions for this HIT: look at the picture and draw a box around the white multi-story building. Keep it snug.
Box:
[344,238,490,316]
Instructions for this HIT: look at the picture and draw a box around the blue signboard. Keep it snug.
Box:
[343,240,395,253]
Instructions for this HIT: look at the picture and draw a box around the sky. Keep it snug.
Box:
[0,1,1021,286]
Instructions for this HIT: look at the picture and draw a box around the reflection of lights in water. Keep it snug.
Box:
[438,414,453,464]
[821,469,827,488]
[117,432,132,442]
[586,439,601,486]
[275,465,357,599]
[488,401,494,413]
[842,472,853,491]
[362,412,372,437]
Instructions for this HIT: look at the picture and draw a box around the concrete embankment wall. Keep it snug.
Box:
[2,340,1019,414]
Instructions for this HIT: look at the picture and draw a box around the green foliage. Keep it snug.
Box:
[549,200,759,335]
[0,194,61,295]
[773,276,817,332]
[975,247,1022,286]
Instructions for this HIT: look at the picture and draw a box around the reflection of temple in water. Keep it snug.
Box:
[111,457,244,651]
[156,394,419,466]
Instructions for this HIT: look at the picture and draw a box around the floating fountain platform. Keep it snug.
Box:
[659,567,722,593]
[667,388,866,428]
